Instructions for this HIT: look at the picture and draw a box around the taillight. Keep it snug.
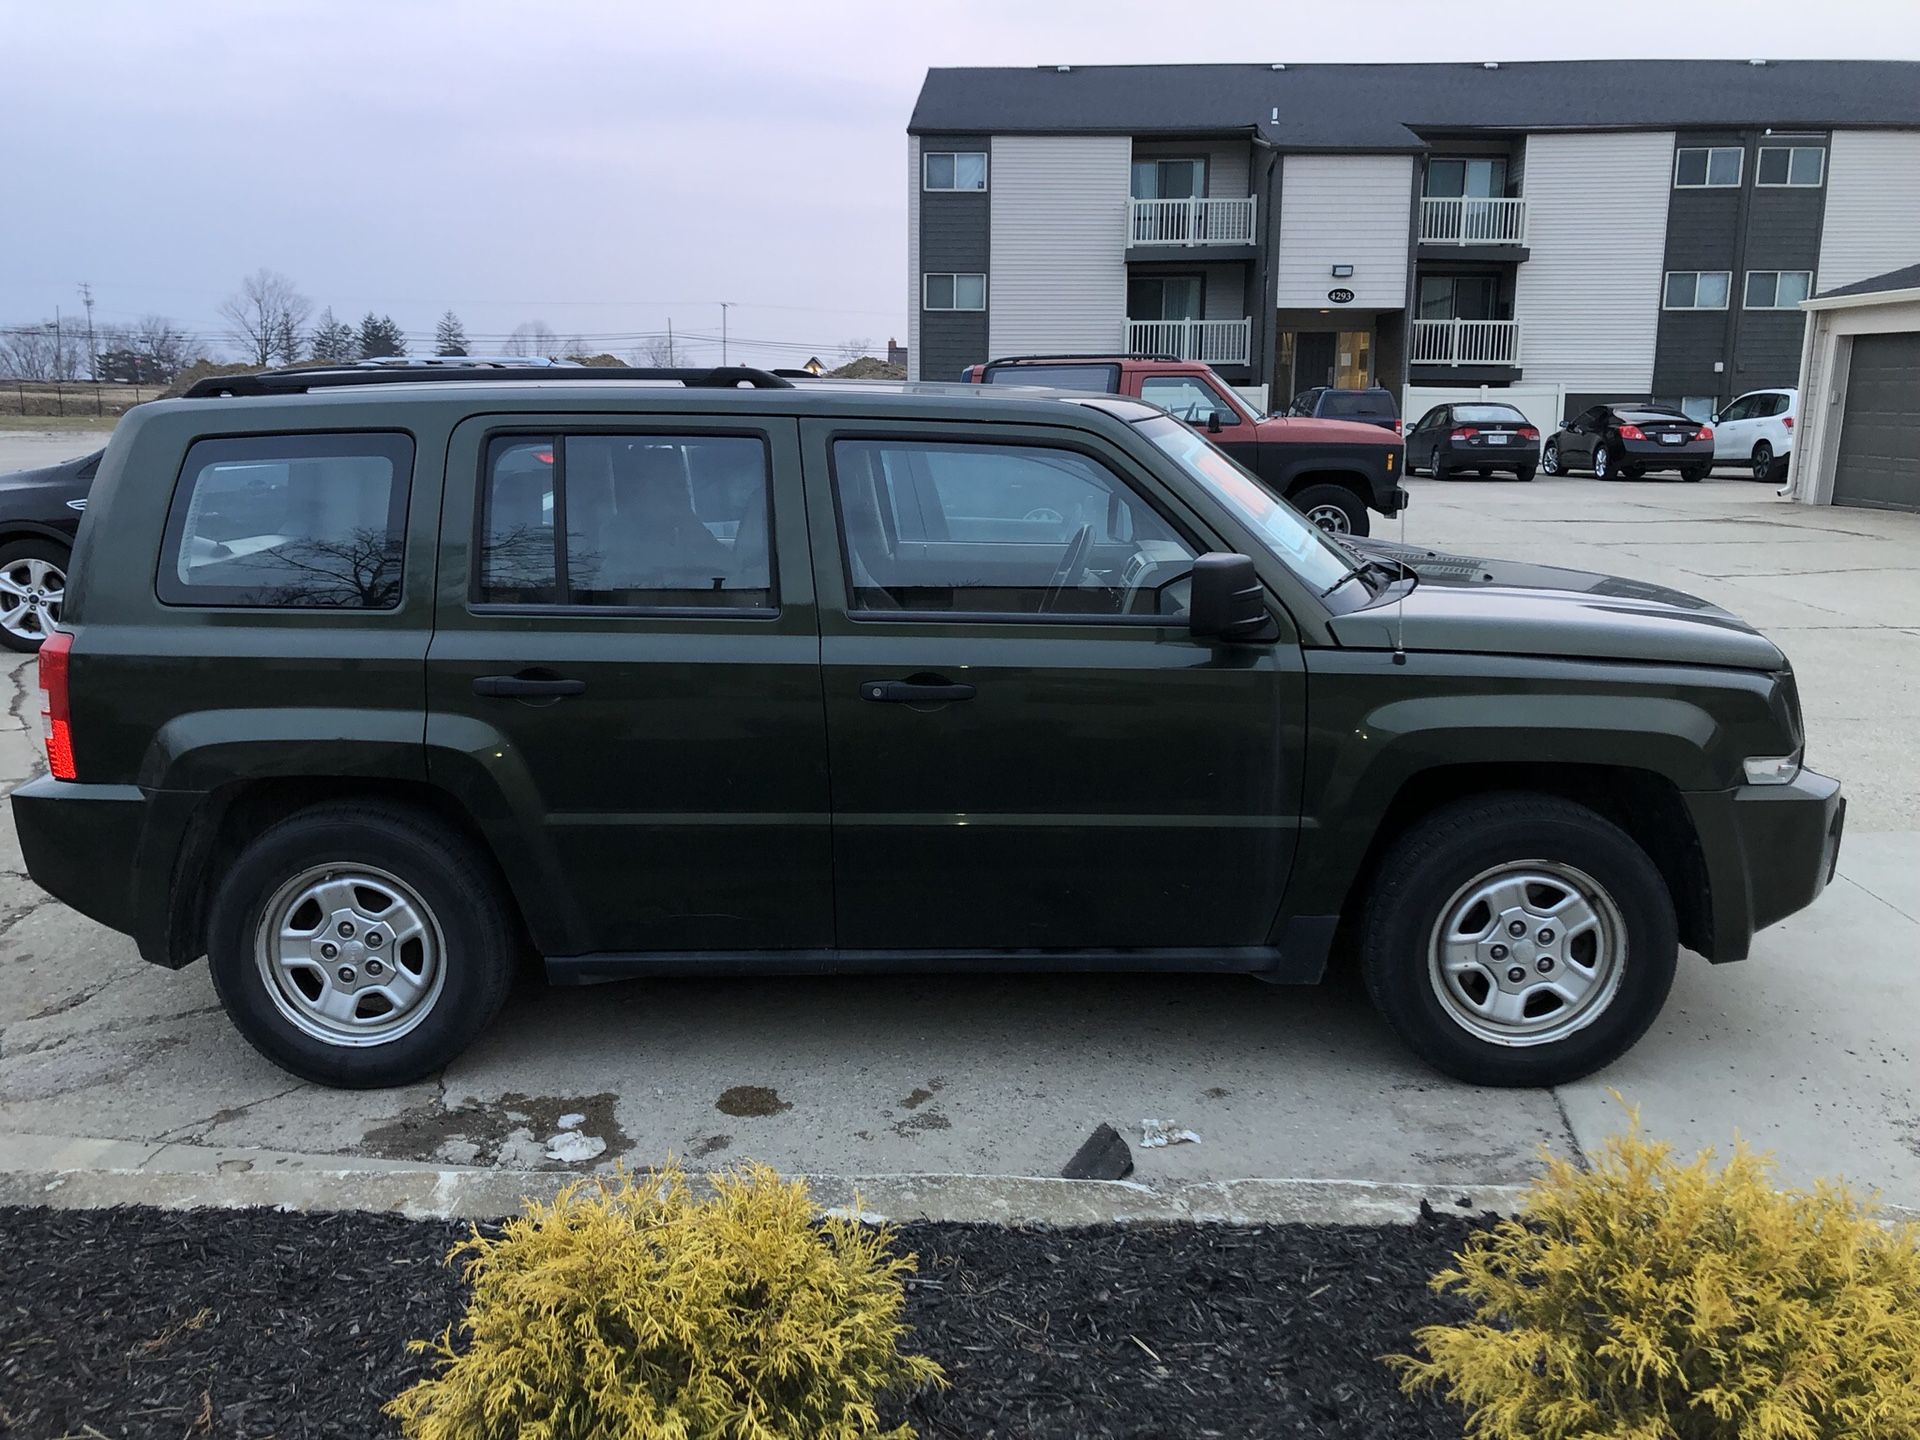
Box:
[1449,426,1479,441]
[1518,426,1539,441]
[1617,424,1646,441]
[1695,426,1714,442]
[1782,415,1793,429]
[38,631,75,781]
[1391,419,1403,435]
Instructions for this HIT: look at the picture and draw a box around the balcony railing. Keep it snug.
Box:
[1125,317,1252,365]
[1410,318,1521,367]
[1419,195,1528,246]
[1128,195,1258,247]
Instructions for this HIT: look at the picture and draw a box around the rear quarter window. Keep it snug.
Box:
[982,364,1120,391]
[157,432,413,608]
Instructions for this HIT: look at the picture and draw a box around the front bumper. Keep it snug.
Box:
[1374,484,1411,517]
[1684,767,1844,962]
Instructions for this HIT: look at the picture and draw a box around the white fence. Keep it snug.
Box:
[1419,196,1528,246]
[1410,318,1522,366]
[1128,195,1258,246]
[1125,317,1253,365]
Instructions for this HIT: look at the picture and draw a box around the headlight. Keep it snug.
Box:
[1743,753,1802,786]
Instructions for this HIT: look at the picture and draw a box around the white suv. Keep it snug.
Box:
[1712,388,1796,483]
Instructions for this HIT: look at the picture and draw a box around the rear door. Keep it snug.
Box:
[426,412,832,957]
[800,416,1304,953]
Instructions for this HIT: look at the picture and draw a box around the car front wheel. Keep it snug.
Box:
[207,801,518,1088]
[0,538,69,653]
[1291,484,1369,538]
[1540,440,1562,475]
[1359,794,1677,1087]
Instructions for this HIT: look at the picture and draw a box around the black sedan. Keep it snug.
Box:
[1542,404,1713,481]
[1406,402,1541,480]
[0,447,100,651]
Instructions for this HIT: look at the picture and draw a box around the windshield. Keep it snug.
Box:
[1134,415,1359,595]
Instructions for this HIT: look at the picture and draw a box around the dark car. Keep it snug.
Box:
[0,447,102,651]
[966,354,1405,537]
[1406,403,1541,481]
[1542,404,1714,481]
[1287,386,1402,434]
[13,363,1842,1093]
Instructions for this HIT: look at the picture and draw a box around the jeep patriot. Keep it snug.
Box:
[13,365,1844,1089]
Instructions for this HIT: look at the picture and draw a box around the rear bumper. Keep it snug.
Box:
[1621,439,1712,468]
[1440,440,1540,467]
[1684,767,1844,962]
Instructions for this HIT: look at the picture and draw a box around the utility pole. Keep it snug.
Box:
[77,282,97,380]
[718,302,733,365]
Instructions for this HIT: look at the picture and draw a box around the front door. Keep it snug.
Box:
[1294,332,1337,392]
[1713,394,1758,461]
[426,414,833,957]
[801,418,1303,953]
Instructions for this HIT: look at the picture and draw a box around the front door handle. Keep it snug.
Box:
[860,679,976,704]
[473,673,587,699]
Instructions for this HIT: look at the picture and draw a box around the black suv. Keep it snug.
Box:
[14,365,1843,1091]
[0,446,102,651]
[1287,386,1402,434]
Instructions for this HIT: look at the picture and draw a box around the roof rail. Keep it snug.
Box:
[182,364,795,399]
[982,352,1185,368]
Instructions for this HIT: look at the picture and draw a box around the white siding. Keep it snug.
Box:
[1132,138,1252,197]
[906,135,922,381]
[988,135,1131,357]
[1513,132,1673,391]
[1818,131,1920,293]
[1274,155,1412,310]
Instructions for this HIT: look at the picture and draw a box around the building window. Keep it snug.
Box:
[1130,157,1206,199]
[1744,270,1813,310]
[923,152,987,192]
[1674,146,1743,188]
[1679,396,1718,423]
[923,273,986,311]
[1756,146,1824,187]
[1664,271,1732,310]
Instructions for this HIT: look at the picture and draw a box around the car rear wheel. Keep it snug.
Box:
[1680,464,1709,483]
[1592,444,1617,479]
[207,801,518,1088]
[1540,440,1563,476]
[1291,484,1369,538]
[0,538,69,653]
[1430,454,1450,481]
[1359,794,1678,1087]
[1515,466,1536,482]
[1753,442,1781,483]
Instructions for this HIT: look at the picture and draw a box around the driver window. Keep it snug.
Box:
[831,438,1197,618]
[1139,376,1236,426]
[1719,396,1754,422]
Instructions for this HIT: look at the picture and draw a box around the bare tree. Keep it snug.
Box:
[0,324,59,380]
[217,269,312,367]
[838,336,876,363]
[134,315,197,379]
[634,332,694,367]
[503,321,559,358]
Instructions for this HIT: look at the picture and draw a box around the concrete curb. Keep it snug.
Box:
[0,1131,1535,1225]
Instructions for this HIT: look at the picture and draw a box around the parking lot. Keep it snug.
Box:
[0,445,1916,1217]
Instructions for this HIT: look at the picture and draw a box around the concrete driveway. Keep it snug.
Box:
[1,467,1915,1219]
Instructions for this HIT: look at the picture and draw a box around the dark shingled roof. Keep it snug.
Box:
[1815,261,1920,299]
[910,61,1920,151]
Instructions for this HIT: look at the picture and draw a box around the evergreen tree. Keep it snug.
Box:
[309,308,356,364]
[356,312,407,360]
[434,310,469,356]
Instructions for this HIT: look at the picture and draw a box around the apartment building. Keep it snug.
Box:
[905,60,1920,417]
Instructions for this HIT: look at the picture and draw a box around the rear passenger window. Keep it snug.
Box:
[159,432,412,608]
[478,433,772,610]
[832,439,1196,618]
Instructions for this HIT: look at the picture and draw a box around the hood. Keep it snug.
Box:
[1327,539,1785,671]
[1255,415,1397,446]
[0,450,104,490]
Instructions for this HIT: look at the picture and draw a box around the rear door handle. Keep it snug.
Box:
[860,679,976,704]
[473,674,587,699]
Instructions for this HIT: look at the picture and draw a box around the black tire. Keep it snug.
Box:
[1680,464,1709,483]
[1430,454,1449,482]
[1359,794,1678,1088]
[206,800,518,1088]
[1592,443,1614,479]
[1473,468,1491,479]
[0,537,70,653]
[1515,466,1536,482]
[1752,442,1781,483]
[1290,483,1369,538]
[1540,440,1563,476]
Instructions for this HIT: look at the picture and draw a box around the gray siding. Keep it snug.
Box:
[918,133,991,380]
[1652,131,1742,404]
[1739,147,1825,389]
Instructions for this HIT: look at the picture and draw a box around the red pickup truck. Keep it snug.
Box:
[964,354,1407,536]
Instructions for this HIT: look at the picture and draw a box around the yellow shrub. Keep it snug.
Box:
[387,1164,945,1440]
[1392,1120,1920,1440]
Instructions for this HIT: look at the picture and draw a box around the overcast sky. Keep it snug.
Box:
[7,0,1916,368]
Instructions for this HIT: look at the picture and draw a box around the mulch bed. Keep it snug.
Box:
[0,1204,1486,1439]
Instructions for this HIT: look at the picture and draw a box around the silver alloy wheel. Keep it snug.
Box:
[1593,444,1611,479]
[1541,441,1560,475]
[1427,858,1626,1047]
[0,556,65,645]
[1753,443,1773,482]
[254,863,446,1046]
[1306,503,1352,534]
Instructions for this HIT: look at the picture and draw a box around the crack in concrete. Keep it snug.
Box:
[0,894,56,945]
[1550,1088,1589,1172]
[1,1000,222,1060]
[148,1078,312,1148]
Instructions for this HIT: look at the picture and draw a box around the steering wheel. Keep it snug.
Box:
[1022,506,1064,523]
[1040,523,1094,613]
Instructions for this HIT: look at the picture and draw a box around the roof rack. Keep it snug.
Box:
[982,352,1186,369]
[183,364,795,399]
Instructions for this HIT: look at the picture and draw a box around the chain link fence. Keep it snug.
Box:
[0,381,161,419]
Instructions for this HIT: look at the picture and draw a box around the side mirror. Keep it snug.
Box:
[1207,410,1224,434]
[1189,553,1271,642]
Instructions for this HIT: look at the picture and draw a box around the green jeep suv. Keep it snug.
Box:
[12,365,1844,1090]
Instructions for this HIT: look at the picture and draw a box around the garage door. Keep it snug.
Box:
[1832,332,1920,511]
